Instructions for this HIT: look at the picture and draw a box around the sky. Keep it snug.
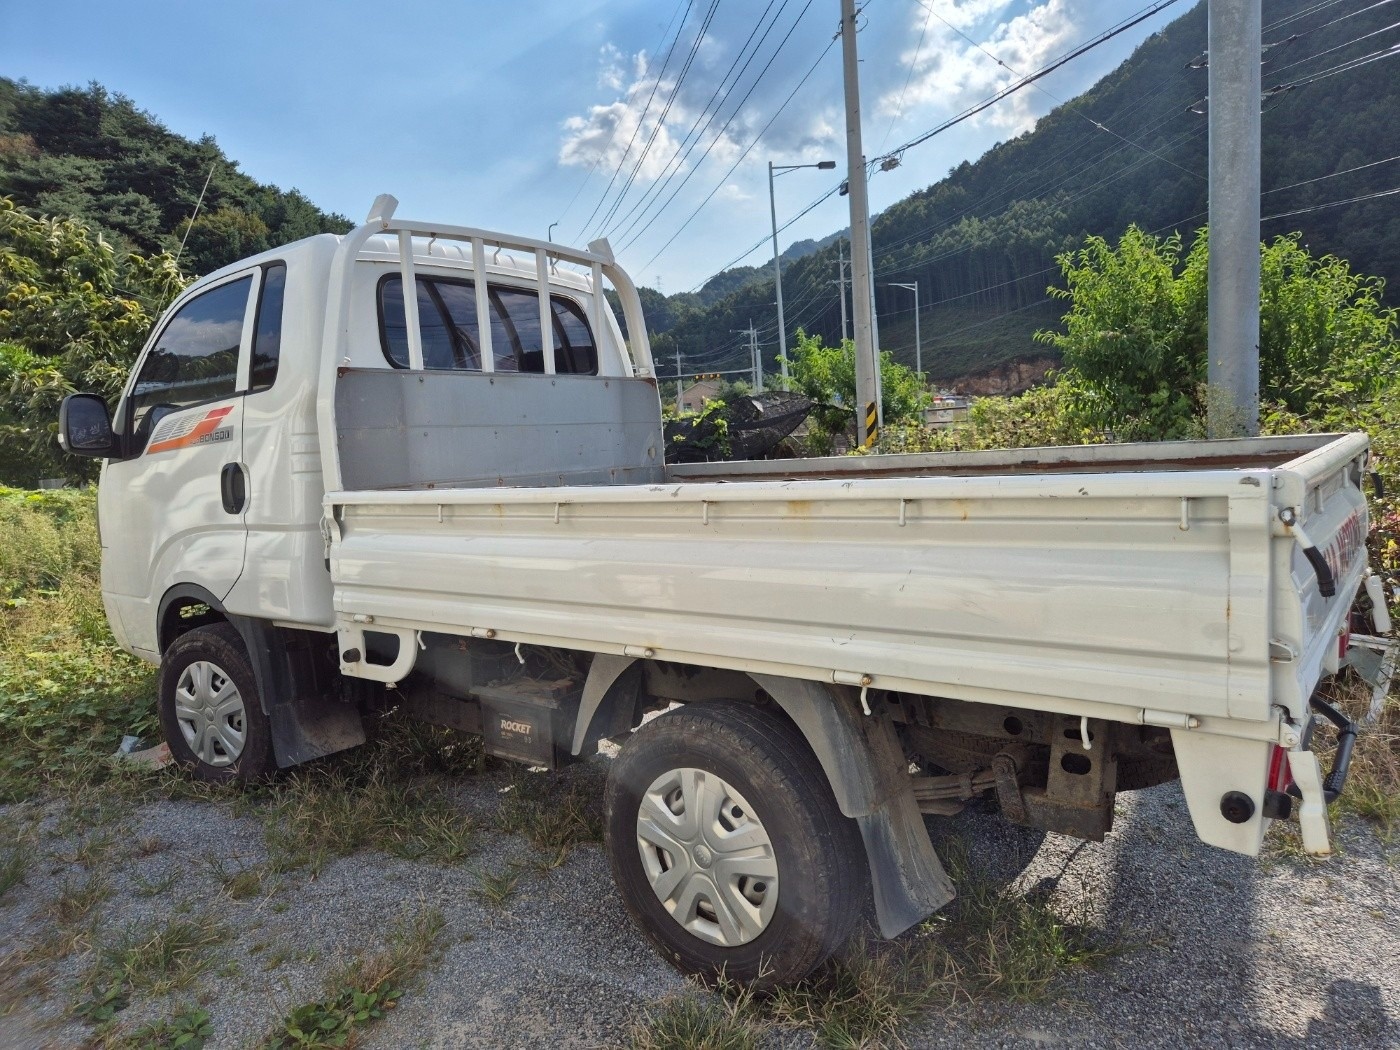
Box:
[1,0,1190,292]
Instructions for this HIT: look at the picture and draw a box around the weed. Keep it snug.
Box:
[372,717,486,778]
[0,490,156,801]
[0,842,27,903]
[471,867,521,907]
[47,875,111,929]
[57,829,121,869]
[253,764,474,875]
[765,939,963,1047]
[496,771,602,855]
[131,869,179,899]
[935,840,1119,1002]
[220,864,266,901]
[628,980,763,1050]
[73,982,129,1025]
[117,1006,214,1049]
[524,846,571,874]
[1327,676,1399,837]
[264,907,446,1049]
[85,914,230,1001]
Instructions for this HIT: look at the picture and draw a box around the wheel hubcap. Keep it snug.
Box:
[636,768,778,947]
[173,660,246,767]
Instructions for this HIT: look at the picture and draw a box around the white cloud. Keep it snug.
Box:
[558,38,748,185]
[878,0,1082,135]
[597,43,626,92]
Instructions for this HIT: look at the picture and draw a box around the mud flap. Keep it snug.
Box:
[228,615,366,768]
[752,674,956,937]
[857,788,958,938]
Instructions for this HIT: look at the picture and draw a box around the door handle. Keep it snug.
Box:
[220,462,247,515]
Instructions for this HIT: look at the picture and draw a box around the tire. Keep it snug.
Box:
[158,622,275,782]
[604,700,867,987]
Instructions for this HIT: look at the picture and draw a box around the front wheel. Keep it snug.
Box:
[158,622,275,782]
[604,700,867,987]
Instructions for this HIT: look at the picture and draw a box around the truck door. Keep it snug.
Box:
[99,271,261,655]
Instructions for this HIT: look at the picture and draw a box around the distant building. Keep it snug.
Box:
[679,378,724,413]
[924,393,970,429]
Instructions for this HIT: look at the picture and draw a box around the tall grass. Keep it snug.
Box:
[0,487,155,800]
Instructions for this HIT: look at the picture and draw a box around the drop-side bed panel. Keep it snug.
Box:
[327,468,1280,724]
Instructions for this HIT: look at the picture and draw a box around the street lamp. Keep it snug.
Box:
[886,281,921,376]
[769,159,835,383]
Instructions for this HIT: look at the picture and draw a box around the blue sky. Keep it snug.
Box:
[2,0,1189,290]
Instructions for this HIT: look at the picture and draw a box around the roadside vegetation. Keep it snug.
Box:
[0,486,156,802]
[630,840,1121,1049]
[263,907,445,1049]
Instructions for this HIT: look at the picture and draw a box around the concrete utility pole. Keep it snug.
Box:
[675,350,683,413]
[841,0,881,448]
[1207,0,1262,436]
[832,241,850,341]
[735,322,763,392]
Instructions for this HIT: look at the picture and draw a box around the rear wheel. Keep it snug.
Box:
[158,623,274,782]
[604,700,867,987]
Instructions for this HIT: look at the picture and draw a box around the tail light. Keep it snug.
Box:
[1263,743,1296,820]
[1267,743,1294,795]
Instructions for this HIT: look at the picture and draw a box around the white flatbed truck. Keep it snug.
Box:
[59,196,1386,984]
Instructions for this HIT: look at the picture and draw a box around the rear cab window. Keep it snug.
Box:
[377,274,598,375]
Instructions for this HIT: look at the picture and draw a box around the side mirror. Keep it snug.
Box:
[58,393,117,457]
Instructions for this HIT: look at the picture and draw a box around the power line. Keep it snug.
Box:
[575,1,695,239]
[913,0,1205,182]
[611,0,821,246]
[620,0,825,254]
[1263,18,1400,81]
[605,0,790,242]
[1264,0,1356,35]
[638,33,840,269]
[596,0,725,235]
[555,0,691,228]
[878,0,1185,164]
[683,0,1199,295]
[1262,152,1400,193]
[875,0,933,153]
[1265,0,1399,52]
[1262,184,1400,220]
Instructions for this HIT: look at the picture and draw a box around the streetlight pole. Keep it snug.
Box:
[888,282,920,375]
[769,159,835,385]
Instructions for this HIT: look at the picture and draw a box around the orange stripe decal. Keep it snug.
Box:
[148,406,235,454]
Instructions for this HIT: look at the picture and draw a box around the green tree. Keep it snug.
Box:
[1037,225,1399,440]
[0,199,185,483]
[783,330,928,454]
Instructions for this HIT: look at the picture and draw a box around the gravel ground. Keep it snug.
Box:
[1,754,1396,1049]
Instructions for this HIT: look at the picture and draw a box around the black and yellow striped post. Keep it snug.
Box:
[861,401,878,450]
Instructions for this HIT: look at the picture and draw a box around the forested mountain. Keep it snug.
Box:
[650,0,1400,383]
[0,79,351,276]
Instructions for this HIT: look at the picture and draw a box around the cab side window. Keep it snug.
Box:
[127,275,251,441]
[249,263,286,392]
